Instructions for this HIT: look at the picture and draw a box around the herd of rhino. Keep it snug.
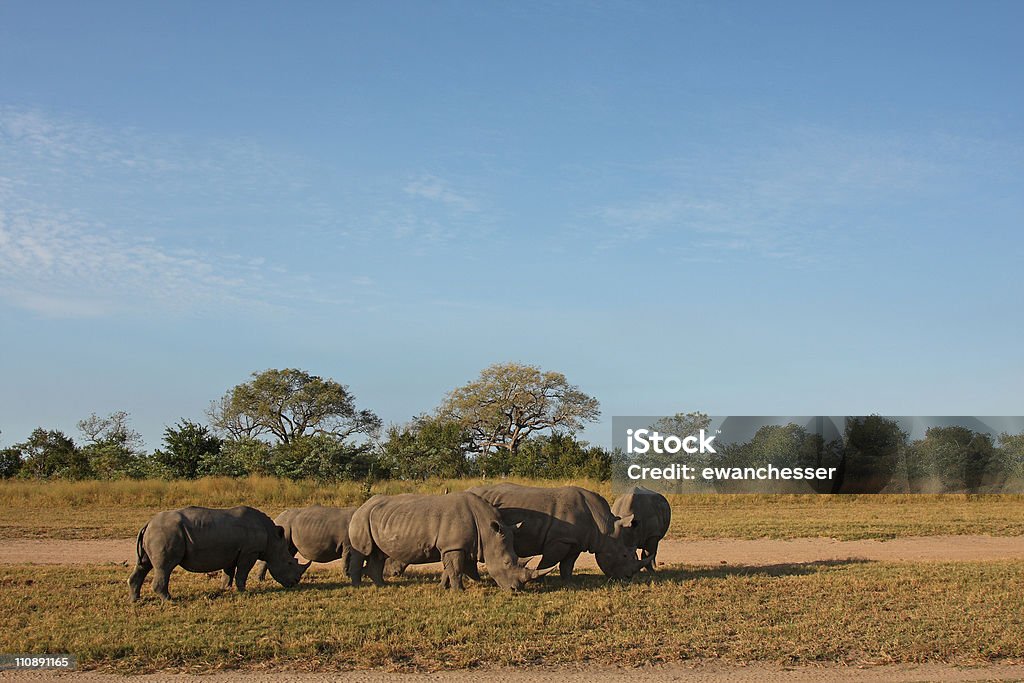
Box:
[127,483,672,601]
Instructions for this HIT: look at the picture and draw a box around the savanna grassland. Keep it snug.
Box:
[2,477,1024,541]
[2,562,1024,672]
[2,478,1024,673]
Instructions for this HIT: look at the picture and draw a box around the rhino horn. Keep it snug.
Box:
[297,560,313,577]
[526,564,556,581]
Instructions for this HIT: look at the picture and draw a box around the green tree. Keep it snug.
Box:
[715,423,831,492]
[269,434,376,481]
[213,437,272,477]
[152,420,223,479]
[834,415,907,494]
[510,433,612,480]
[999,432,1024,491]
[379,414,473,480]
[0,446,21,478]
[907,426,1002,492]
[439,362,600,473]
[77,411,148,479]
[10,428,91,479]
[209,368,381,444]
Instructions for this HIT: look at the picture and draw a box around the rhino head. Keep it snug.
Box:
[483,520,554,591]
[595,514,652,578]
[263,525,311,588]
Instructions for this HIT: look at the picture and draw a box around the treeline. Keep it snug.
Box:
[0,364,613,482]
[6,367,1021,491]
[644,414,1024,493]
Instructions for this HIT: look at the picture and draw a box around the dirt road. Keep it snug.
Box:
[5,663,1024,682]
[4,535,1024,567]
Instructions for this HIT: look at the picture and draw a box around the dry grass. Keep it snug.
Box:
[2,478,1023,541]
[2,560,1023,672]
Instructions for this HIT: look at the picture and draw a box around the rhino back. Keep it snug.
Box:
[147,506,276,573]
[367,493,484,565]
[471,484,604,556]
[287,505,356,562]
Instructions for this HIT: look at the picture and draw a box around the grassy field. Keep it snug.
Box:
[2,477,1024,540]
[2,561,1023,672]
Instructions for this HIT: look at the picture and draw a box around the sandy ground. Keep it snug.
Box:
[5,663,1024,682]
[4,535,1024,568]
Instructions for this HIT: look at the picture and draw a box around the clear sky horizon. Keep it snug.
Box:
[1,1,1022,450]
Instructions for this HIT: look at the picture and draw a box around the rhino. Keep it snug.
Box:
[611,486,672,571]
[127,505,309,601]
[347,492,552,591]
[468,483,651,580]
[255,505,356,581]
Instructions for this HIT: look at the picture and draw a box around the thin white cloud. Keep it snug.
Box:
[403,174,479,212]
[586,125,992,264]
[0,107,362,318]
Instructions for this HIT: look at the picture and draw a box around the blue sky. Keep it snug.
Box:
[1,1,1022,450]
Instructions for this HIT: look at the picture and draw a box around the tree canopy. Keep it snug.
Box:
[209,368,381,444]
[438,362,600,459]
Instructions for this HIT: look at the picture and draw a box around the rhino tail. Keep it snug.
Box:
[135,524,151,568]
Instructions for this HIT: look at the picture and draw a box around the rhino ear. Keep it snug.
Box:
[275,525,286,539]
[490,520,504,536]
[617,514,636,529]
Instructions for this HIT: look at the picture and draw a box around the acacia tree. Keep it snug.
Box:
[438,362,600,469]
[208,368,381,445]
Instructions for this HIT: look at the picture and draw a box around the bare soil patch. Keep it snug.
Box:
[4,535,1024,568]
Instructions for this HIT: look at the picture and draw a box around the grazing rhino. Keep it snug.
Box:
[468,483,651,580]
[127,505,309,601]
[611,486,671,571]
[255,505,357,582]
[347,492,552,591]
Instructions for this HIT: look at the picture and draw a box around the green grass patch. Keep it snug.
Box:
[2,561,1023,671]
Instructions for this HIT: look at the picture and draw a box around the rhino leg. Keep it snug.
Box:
[365,550,387,588]
[128,561,151,602]
[234,554,258,592]
[340,547,351,575]
[466,561,481,582]
[151,566,173,601]
[441,550,466,591]
[536,542,572,579]
[559,551,581,580]
[254,560,268,581]
[221,566,236,590]
[128,525,152,602]
[644,540,660,572]
[348,550,366,585]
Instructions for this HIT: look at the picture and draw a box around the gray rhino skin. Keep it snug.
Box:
[611,486,671,571]
[128,505,307,601]
[468,483,650,579]
[348,492,550,591]
[255,505,357,582]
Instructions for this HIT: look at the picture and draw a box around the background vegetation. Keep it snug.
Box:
[3,364,1022,492]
